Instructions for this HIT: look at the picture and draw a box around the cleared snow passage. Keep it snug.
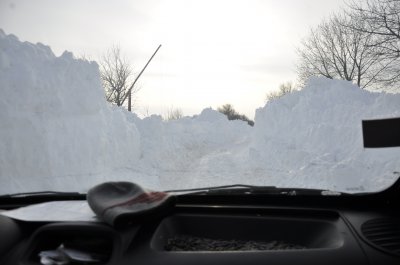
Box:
[1,29,400,194]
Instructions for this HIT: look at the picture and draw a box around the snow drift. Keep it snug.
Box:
[0,30,141,192]
[1,30,400,194]
[251,78,400,192]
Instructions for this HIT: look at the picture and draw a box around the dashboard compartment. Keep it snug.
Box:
[21,222,120,265]
[151,212,344,251]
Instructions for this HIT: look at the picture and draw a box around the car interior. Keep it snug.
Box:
[1,1,399,264]
[1,178,400,265]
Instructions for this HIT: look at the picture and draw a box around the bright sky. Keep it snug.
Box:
[0,0,344,118]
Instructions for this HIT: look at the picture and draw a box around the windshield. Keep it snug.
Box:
[0,0,399,196]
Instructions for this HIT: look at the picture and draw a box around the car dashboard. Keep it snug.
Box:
[1,188,400,265]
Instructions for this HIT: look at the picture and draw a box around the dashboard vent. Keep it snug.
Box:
[361,218,400,255]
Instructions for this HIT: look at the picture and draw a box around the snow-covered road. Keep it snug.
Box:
[1,30,400,195]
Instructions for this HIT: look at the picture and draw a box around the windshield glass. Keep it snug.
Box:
[0,0,399,195]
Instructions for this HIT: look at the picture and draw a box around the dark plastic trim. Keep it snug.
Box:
[20,222,121,265]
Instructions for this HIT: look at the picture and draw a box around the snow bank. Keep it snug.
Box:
[127,109,252,188]
[1,30,400,194]
[130,109,250,171]
[0,30,141,193]
[251,78,400,192]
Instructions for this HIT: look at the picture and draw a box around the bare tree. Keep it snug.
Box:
[347,0,400,86]
[99,46,140,108]
[165,107,184,121]
[266,82,295,101]
[297,13,390,89]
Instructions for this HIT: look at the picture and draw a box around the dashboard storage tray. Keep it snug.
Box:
[151,212,344,252]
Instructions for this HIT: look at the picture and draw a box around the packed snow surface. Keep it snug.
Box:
[1,30,400,194]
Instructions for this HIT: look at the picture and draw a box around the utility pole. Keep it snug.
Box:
[126,44,162,112]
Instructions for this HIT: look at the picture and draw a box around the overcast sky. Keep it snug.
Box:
[0,0,345,118]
